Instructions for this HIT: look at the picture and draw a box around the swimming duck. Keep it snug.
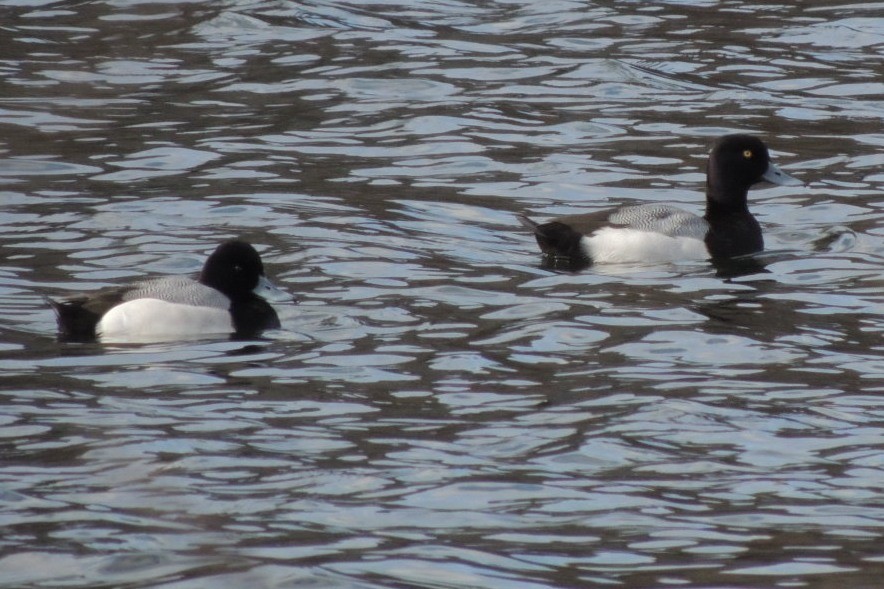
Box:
[51,239,281,342]
[521,134,802,266]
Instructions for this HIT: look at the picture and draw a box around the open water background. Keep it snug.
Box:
[0,1,882,587]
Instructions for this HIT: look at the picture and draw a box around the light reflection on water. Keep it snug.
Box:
[1,0,883,587]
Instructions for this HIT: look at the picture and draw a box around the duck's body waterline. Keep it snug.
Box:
[586,226,710,264]
[96,299,235,342]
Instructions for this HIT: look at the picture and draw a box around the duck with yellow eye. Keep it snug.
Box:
[521,134,803,267]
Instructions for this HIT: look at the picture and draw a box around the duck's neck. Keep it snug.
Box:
[705,177,750,217]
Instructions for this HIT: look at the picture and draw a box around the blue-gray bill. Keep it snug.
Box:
[254,275,292,303]
[763,162,803,186]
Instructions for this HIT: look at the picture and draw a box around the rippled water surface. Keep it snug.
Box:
[1,1,883,587]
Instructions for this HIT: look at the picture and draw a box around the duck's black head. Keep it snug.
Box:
[199,240,266,301]
[706,134,775,211]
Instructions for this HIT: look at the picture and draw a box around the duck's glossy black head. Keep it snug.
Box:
[199,240,267,300]
[706,135,770,208]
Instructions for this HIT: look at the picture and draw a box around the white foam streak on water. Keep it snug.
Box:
[0,1,882,588]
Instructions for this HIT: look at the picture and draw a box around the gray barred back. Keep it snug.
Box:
[607,204,709,239]
[122,276,230,309]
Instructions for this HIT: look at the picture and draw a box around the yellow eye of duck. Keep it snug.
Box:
[743,149,753,159]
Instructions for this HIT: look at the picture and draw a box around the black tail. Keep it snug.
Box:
[48,297,100,342]
[519,215,589,263]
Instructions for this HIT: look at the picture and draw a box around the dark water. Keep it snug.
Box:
[1,1,882,587]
